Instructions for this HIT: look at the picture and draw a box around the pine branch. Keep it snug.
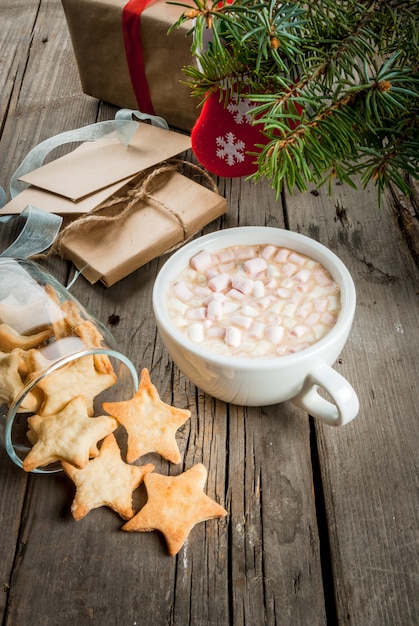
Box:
[169,0,419,201]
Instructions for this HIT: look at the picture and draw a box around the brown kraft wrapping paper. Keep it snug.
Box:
[0,121,226,286]
[58,170,227,286]
[61,0,199,132]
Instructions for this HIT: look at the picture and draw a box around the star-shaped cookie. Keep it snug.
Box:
[23,395,118,472]
[62,434,154,520]
[103,368,191,464]
[122,463,227,555]
[0,323,52,351]
[36,353,117,416]
[0,349,38,411]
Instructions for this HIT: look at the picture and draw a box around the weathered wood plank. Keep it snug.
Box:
[0,0,98,622]
[0,0,99,194]
[284,181,419,625]
[0,0,39,123]
[1,1,326,624]
[0,2,72,619]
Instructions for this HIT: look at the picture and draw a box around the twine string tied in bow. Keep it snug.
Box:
[50,160,218,258]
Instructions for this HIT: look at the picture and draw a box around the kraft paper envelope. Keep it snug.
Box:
[0,175,137,217]
[0,123,191,217]
[8,122,191,204]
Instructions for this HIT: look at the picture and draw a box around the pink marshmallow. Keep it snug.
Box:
[231,275,254,295]
[250,320,265,338]
[314,270,332,287]
[244,257,268,276]
[260,245,277,260]
[194,286,212,297]
[208,272,231,292]
[216,248,235,263]
[190,250,212,272]
[224,326,242,347]
[266,325,284,344]
[282,262,298,277]
[305,312,321,326]
[322,312,337,325]
[289,252,306,266]
[274,248,290,263]
[296,302,313,319]
[290,325,309,338]
[277,287,291,299]
[229,315,253,330]
[294,269,312,284]
[227,288,246,301]
[204,292,225,304]
[219,261,236,273]
[204,267,219,280]
[235,246,256,260]
[207,300,223,321]
[186,307,207,321]
[207,326,225,338]
[173,281,194,302]
[314,298,328,312]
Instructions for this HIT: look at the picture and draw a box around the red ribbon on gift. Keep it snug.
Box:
[122,0,157,114]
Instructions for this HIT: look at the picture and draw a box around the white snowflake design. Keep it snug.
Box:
[227,98,256,124]
[216,132,246,166]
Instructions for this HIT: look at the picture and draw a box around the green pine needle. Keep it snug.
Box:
[169,0,419,201]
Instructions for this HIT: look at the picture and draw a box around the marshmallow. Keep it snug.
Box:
[244,257,268,276]
[250,320,265,339]
[173,282,194,302]
[188,323,204,343]
[229,315,253,330]
[289,252,306,266]
[314,270,332,287]
[277,287,291,299]
[282,262,298,277]
[322,312,337,325]
[207,299,223,321]
[232,275,254,295]
[266,326,284,344]
[190,250,212,272]
[252,280,265,299]
[290,325,309,338]
[225,326,242,347]
[208,272,231,292]
[260,245,277,259]
[168,244,340,359]
[186,307,207,321]
[274,248,290,263]
[294,269,312,284]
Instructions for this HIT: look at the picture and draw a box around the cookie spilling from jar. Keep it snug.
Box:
[0,283,117,415]
[0,291,226,555]
[168,244,341,358]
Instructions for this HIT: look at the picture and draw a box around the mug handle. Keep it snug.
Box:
[291,361,359,426]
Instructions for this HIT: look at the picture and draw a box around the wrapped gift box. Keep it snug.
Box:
[0,122,227,286]
[61,0,199,132]
[59,169,227,286]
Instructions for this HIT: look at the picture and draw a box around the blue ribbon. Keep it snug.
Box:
[0,206,63,258]
[0,109,169,259]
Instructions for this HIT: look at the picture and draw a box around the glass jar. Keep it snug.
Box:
[0,258,138,473]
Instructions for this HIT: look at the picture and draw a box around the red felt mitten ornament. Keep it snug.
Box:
[191,87,302,178]
[191,89,266,178]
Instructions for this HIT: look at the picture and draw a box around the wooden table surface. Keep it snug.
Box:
[0,2,418,625]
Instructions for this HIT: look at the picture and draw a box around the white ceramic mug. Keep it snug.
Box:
[153,227,359,426]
